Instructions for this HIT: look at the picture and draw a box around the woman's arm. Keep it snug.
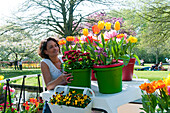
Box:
[41,62,71,90]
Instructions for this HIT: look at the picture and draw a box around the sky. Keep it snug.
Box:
[0,0,24,24]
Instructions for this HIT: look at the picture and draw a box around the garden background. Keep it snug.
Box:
[0,0,169,81]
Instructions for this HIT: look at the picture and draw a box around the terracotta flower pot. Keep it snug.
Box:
[91,70,97,81]
[122,58,136,81]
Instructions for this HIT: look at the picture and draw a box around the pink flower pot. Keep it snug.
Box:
[122,58,136,81]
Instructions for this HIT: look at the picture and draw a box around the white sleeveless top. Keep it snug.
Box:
[41,55,63,80]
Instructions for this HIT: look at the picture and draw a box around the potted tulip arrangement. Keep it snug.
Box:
[62,50,94,88]
[79,20,130,94]
[139,75,170,113]
[122,35,140,81]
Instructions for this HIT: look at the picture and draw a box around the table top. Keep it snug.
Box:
[41,78,149,113]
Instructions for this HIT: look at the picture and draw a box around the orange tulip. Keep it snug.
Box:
[145,83,156,94]
[156,80,165,89]
[82,28,88,36]
[116,34,125,39]
[58,39,66,45]
[98,21,105,30]
[114,21,120,31]
[139,83,148,90]
[66,36,75,41]
[92,25,100,34]
[35,102,39,108]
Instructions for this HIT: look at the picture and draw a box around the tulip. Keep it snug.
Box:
[114,21,120,31]
[82,28,88,36]
[10,88,15,93]
[105,22,111,30]
[98,21,105,30]
[127,35,137,43]
[66,36,75,41]
[116,34,125,39]
[74,37,79,43]
[0,75,4,80]
[85,36,93,43]
[92,25,100,34]
[58,39,66,45]
[168,86,170,95]
[25,105,30,111]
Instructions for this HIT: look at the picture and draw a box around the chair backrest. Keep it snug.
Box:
[41,75,46,92]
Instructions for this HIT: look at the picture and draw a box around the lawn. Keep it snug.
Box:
[134,70,169,82]
[0,68,41,79]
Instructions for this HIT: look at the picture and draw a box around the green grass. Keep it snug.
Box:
[0,69,41,79]
[0,68,42,86]
[11,76,43,86]
[134,70,169,82]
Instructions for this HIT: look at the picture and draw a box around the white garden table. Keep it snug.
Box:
[41,78,149,113]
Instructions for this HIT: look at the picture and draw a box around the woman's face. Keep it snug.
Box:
[44,40,59,57]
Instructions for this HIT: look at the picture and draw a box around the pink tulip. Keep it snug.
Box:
[3,85,7,90]
[10,88,15,93]
[74,37,79,43]
[167,86,170,95]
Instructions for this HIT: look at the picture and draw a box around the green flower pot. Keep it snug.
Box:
[93,64,123,94]
[64,68,91,88]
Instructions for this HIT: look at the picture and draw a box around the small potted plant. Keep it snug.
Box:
[48,90,93,113]
[139,75,170,113]
[62,50,94,88]
[122,35,140,81]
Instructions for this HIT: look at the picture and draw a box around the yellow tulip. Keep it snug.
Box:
[0,75,4,80]
[128,35,137,43]
[98,21,105,30]
[82,28,88,36]
[105,22,111,30]
[114,21,120,31]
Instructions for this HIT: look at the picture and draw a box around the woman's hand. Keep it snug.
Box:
[61,72,73,83]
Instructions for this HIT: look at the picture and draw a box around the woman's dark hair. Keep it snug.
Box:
[38,37,60,59]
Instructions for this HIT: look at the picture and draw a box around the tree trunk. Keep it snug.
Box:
[155,48,159,64]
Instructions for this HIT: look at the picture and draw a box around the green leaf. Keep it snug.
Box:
[133,54,140,65]
[119,55,130,66]
[101,33,105,49]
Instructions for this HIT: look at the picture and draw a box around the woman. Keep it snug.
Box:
[38,37,72,113]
